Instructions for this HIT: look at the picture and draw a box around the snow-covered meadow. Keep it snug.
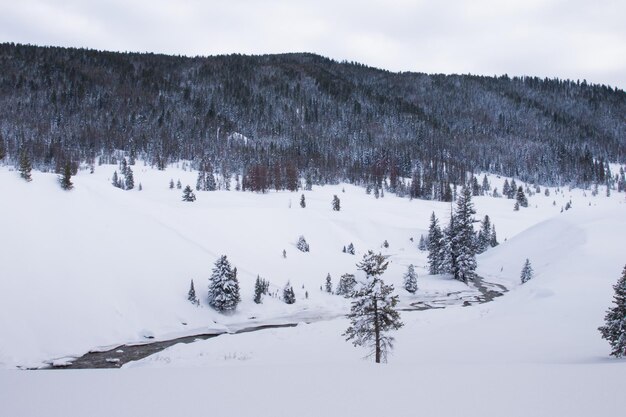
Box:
[1,162,625,416]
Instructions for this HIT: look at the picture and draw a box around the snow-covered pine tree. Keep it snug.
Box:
[344,251,404,363]
[427,212,443,274]
[520,259,534,284]
[254,275,264,304]
[300,194,306,208]
[382,240,389,249]
[336,273,357,297]
[296,235,310,252]
[450,186,477,283]
[187,279,199,305]
[490,225,499,247]
[513,201,520,211]
[176,179,182,189]
[471,175,480,196]
[208,255,241,312]
[111,171,121,188]
[18,151,32,182]
[59,162,73,190]
[196,171,205,191]
[481,175,490,193]
[503,179,511,198]
[169,179,175,189]
[125,166,134,190]
[418,235,428,251]
[347,242,355,255]
[509,179,518,198]
[332,195,341,211]
[476,215,492,254]
[403,264,418,294]
[283,282,296,304]
[516,186,528,207]
[598,265,626,358]
[182,185,196,202]
[325,273,333,293]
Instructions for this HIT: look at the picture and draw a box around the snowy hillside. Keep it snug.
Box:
[1,163,625,417]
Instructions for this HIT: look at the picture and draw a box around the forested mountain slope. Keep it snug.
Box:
[0,43,624,191]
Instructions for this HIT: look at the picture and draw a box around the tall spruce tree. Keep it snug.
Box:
[208,255,241,312]
[254,275,264,304]
[476,215,492,254]
[403,264,418,294]
[598,265,626,358]
[300,194,306,208]
[490,225,499,247]
[125,166,134,190]
[516,186,528,207]
[450,186,477,283]
[427,212,443,274]
[344,251,404,363]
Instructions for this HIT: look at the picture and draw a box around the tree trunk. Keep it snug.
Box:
[374,297,381,363]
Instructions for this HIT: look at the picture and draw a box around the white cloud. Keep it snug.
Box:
[0,0,624,88]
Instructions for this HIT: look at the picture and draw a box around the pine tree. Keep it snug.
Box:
[336,273,357,297]
[427,212,443,274]
[0,137,6,161]
[254,275,264,304]
[516,186,528,207]
[169,179,175,189]
[382,240,389,249]
[503,179,511,198]
[471,176,480,196]
[450,186,477,283]
[418,235,428,251]
[283,282,296,304]
[403,264,418,294]
[520,259,534,284]
[325,273,333,293]
[125,166,134,190]
[332,195,341,211]
[187,279,199,305]
[296,235,310,252]
[476,215,492,254]
[19,151,32,182]
[112,171,121,188]
[598,266,626,358]
[182,185,196,202]
[176,179,182,189]
[344,251,404,363]
[208,255,241,312]
[300,194,306,208]
[481,175,490,193]
[490,224,499,247]
[59,162,73,190]
[196,171,205,191]
[514,201,520,211]
[138,183,143,191]
[347,242,355,255]
[509,179,518,198]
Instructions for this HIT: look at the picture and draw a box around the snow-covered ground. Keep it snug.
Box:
[1,163,625,416]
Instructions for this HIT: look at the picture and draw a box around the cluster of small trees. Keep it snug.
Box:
[111,159,134,190]
[427,187,480,284]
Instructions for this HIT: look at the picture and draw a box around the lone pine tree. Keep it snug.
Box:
[208,255,241,312]
[449,186,477,284]
[283,282,296,304]
[296,235,310,252]
[598,265,626,358]
[520,259,534,284]
[332,195,341,211]
[187,279,199,305]
[344,251,403,363]
[59,162,73,190]
[182,185,196,202]
[325,273,333,293]
[403,264,418,294]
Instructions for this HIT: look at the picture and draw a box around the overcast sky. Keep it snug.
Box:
[1,0,624,89]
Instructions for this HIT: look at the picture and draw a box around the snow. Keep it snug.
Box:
[1,163,625,416]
